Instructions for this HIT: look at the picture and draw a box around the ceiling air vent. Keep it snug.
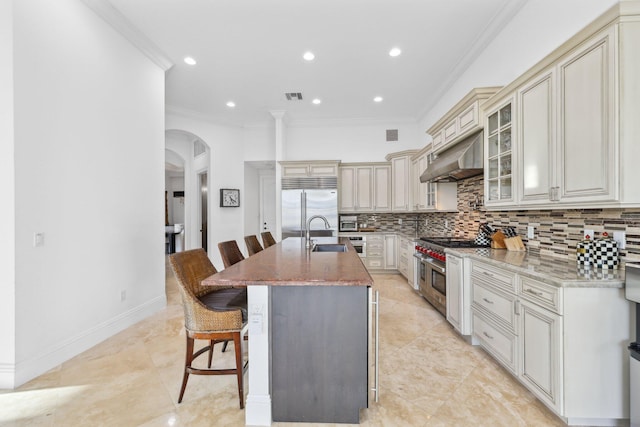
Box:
[386,129,399,142]
[285,92,303,101]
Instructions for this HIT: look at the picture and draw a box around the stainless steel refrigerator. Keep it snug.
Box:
[281,177,338,240]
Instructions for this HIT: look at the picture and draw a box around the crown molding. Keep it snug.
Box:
[285,115,418,128]
[416,0,528,122]
[80,0,173,71]
[165,104,246,128]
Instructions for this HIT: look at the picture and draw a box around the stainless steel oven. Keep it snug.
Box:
[348,236,366,258]
[418,257,446,316]
[415,237,488,317]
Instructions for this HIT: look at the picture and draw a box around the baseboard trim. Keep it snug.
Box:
[10,295,166,388]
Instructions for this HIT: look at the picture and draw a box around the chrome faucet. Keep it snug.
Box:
[306,215,331,248]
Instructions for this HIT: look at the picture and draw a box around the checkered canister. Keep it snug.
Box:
[592,233,619,269]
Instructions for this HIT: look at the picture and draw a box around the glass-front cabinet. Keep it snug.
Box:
[485,99,514,205]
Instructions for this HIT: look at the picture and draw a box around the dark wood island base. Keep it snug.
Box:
[202,236,375,426]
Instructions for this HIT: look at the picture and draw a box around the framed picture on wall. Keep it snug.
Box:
[220,188,240,207]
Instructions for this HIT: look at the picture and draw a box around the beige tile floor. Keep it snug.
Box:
[0,260,566,427]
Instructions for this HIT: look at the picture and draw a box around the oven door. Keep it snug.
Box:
[426,258,446,296]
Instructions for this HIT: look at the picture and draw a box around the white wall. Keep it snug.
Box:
[9,0,166,387]
[0,0,16,388]
[243,126,275,162]
[166,114,245,271]
[419,0,619,133]
[285,120,423,162]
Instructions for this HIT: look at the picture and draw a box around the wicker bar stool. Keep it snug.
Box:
[261,231,277,248]
[244,235,263,256]
[169,249,248,408]
[218,240,245,268]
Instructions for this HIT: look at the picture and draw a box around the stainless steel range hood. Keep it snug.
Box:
[420,131,484,183]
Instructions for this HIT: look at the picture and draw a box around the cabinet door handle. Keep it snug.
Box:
[514,300,520,315]
[525,288,544,297]
[482,297,494,305]
[483,331,494,340]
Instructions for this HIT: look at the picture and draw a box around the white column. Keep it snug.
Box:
[270,110,285,241]
[245,285,272,426]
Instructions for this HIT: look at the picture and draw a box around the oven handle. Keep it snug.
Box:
[423,258,445,273]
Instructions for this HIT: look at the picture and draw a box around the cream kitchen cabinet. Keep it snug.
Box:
[517,27,617,207]
[281,160,339,177]
[385,151,417,212]
[519,298,562,414]
[427,87,501,154]
[373,164,391,212]
[339,163,390,213]
[384,234,397,270]
[468,257,630,425]
[445,253,474,336]
[484,98,515,207]
[397,235,416,288]
[484,7,640,209]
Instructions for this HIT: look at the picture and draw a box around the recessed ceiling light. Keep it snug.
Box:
[226,101,236,108]
[374,96,383,103]
[184,56,197,65]
[303,51,315,61]
[389,47,402,57]
[312,98,322,105]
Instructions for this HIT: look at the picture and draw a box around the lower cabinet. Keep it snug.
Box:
[469,259,630,425]
[519,299,562,414]
[361,234,398,272]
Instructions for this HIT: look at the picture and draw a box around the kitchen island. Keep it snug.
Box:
[202,236,375,426]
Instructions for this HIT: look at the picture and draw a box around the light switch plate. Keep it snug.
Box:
[613,231,626,249]
[527,226,535,239]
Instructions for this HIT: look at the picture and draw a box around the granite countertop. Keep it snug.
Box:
[202,236,373,287]
[446,247,625,289]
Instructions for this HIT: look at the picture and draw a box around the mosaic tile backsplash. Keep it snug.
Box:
[346,175,640,263]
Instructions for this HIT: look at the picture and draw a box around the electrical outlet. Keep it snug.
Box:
[445,220,448,228]
[397,218,402,225]
[425,219,429,226]
[613,231,626,249]
[120,290,126,302]
[584,229,594,239]
[33,232,45,247]
[527,226,535,239]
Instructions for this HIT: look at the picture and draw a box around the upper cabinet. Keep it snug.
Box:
[484,6,640,210]
[339,163,390,213]
[385,151,417,212]
[485,98,515,206]
[427,87,501,154]
[281,161,339,177]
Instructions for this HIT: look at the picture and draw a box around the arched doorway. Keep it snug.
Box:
[165,129,211,253]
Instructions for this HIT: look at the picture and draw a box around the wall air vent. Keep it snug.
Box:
[285,92,303,101]
[386,129,399,142]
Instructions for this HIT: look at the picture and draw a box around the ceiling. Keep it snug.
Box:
[106,0,527,127]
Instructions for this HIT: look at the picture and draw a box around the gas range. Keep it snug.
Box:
[414,236,489,317]
[414,237,488,263]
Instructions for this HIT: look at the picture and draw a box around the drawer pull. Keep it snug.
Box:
[483,331,494,340]
[482,271,494,278]
[525,288,544,297]
[482,297,494,304]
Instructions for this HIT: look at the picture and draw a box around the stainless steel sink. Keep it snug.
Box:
[312,243,347,252]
